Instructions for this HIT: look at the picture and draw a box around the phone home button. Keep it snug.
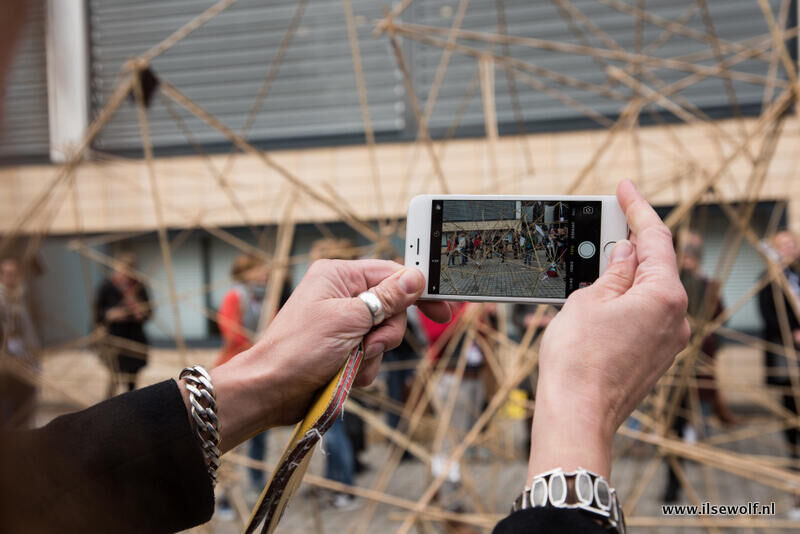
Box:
[578,241,596,259]
[603,241,617,256]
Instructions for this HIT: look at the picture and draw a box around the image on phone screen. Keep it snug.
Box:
[427,199,601,299]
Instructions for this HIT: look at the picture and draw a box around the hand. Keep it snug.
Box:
[127,300,148,319]
[529,180,690,480]
[105,307,129,322]
[203,259,451,453]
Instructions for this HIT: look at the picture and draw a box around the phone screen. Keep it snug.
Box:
[427,199,601,299]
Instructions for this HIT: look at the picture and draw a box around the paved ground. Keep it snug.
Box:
[440,253,565,299]
[30,346,800,533]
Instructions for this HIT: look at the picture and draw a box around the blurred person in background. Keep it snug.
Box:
[556,226,568,269]
[494,231,506,263]
[420,301,490,534]
[0,258,40,429]
[758,230,800,517]
[383,307,424,432]
[678,231,738,426]
[662,231,738,503]
[472,233,482,260]
[457,232,468,266]
[214,253,288,511]
[215,253,270,367]
[523,230,534,266]
[94,252,151,397]
[446,233,456,266]
[547,226,558,262]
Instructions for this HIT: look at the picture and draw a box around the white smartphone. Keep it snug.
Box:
[404,194,628,304]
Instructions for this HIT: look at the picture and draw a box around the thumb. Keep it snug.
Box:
[593,240,637,298]
[354,268,425,323]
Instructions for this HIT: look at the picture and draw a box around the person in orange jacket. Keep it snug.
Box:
[214,254,269,367]
[214,254,289,510]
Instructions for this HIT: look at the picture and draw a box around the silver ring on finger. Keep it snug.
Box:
[358,291,386,326]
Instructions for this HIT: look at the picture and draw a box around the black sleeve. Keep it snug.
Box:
[492,508,611,534]
[757,278,780,341]
[94,282,112,326]
[0,380,214,534]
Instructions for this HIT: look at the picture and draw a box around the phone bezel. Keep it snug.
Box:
[404,194,628,304]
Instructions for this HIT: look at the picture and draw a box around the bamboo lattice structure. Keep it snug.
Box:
[3,0,800,532]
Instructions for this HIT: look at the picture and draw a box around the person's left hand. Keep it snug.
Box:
[208,259,451,451]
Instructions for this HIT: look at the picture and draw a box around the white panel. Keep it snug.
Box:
[130,236,207,341]
[46,0,90,163]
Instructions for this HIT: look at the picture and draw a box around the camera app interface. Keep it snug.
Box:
[427,199,601,299]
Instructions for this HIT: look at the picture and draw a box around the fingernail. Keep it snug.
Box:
[366,343,384,359]
[610,240,633,263]
[398,269,422,293]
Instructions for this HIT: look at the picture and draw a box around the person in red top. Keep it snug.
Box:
[473,234,482,260]
[214,253,271,511]
[214,254,270,367]
[420,302,466,362]
[447,234,456,266]
[419,302,486,534]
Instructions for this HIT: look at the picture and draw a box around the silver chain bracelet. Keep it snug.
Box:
[179,365,221,486]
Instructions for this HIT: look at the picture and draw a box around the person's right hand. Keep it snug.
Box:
[203,259,451,453]
[528,180,690,480]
